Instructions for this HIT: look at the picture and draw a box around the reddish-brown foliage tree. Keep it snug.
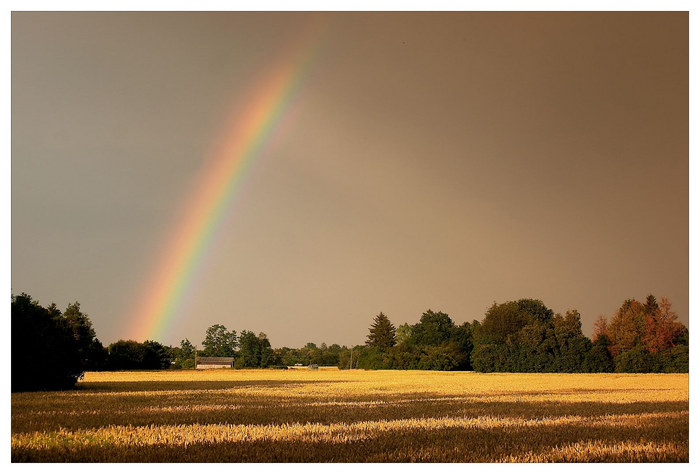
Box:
[592,315,608,342]
[642,296,682,353]
[602,295,686,358]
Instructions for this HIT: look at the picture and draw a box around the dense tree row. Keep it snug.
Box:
[11,294,283,391]
[354,296,688,373]
[106,339,172,370]
[11,290,688,392]
[275,342,346,367]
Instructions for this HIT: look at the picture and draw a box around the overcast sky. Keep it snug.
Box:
[12,12,688,348]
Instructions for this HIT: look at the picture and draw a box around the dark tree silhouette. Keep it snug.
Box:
[11,293,83,391]
[63,302,107,370]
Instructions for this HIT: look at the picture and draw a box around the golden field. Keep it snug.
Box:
[11,368,688,462]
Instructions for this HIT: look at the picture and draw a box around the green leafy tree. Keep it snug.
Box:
[356,346,392,369]
[366,312,397,349]
[583,335,614,372]
[337,349,351,369]
[202,324,238,357]
[417,343,467,371]
[472,344,511,372]
[395,323,413,344]
[614,346,656,373]
[276,347,305,366]
[550,310,589,372]
[236,330,277,368]
[553,311,584,347]
[665,344,689,372]
[410,310,455,346]
[304,342,342,366]
[554,336,592,372]
[174,339,196,368]
[450,321,475,369]
[512,321,555,372]
[475,299,553,345]
[258,332,276,367]
[387,343,422,369]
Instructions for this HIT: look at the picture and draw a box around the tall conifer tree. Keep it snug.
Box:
[366,312,397,349]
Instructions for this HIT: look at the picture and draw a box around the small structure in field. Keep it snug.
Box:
[196,357,234,369]
[308,364,319,370]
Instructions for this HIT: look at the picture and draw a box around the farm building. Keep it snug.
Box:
[195,357,234,369]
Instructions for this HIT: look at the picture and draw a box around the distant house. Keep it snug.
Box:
[196,357,234,369]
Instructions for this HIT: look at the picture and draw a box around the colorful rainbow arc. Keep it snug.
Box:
[129,19,328,343]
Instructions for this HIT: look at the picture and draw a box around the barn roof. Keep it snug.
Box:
[197,357,234,365]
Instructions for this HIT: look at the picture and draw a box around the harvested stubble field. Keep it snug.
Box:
[11,369,688,462]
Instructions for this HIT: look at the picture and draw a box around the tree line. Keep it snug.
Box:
[354,296,688,373]
[11,292,295,390]
[11,291,688,392]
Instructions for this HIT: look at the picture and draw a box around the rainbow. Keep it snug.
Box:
[128,18,328,343]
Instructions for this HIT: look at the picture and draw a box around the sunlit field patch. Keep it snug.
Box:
[11,369,688,462]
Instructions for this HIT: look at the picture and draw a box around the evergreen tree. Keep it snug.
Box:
[365,312,397,349]
[644,294,659,314]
